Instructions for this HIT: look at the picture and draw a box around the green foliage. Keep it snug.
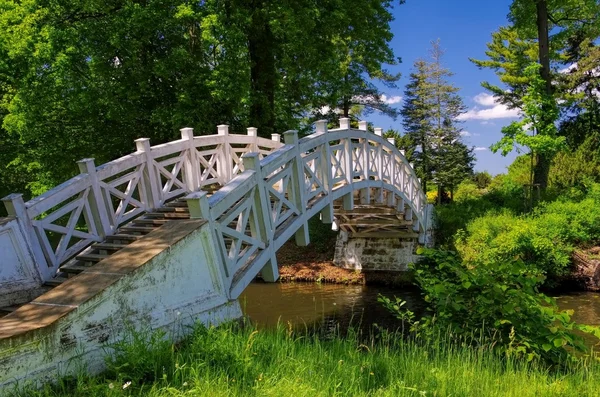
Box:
[14,322,600,396]
[454,187,600,281]
[492,63,564,157]
[0,0,403,198]
[453,179,483,203]
[472,171,492,189]
[410,249,598,363]
[400,40,473,193]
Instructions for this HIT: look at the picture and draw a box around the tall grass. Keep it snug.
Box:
[11,322,600,397]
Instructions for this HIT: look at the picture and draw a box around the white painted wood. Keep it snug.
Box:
[135,138,161,209]
[283,130,310,247]
[3,120,428,293]
[77,158,113,237]
[340,118,351,130]
[180,128,200,192]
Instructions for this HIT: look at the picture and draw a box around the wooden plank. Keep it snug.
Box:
[43,277,69,287]
[349,231,419,239]
[339,219,413,226]
[92,242,129,250]
[105,234,142,241]
[76,254,110,262]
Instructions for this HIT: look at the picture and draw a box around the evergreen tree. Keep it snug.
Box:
[400,40,473,196]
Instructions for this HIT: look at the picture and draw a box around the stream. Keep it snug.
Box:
[240,282,600,339]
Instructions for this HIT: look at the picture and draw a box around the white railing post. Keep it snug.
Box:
[242,152,278,282]
[217,124,232,184]
[2,193,51,279]
[185,191,231,289]
[247,127,259,153]
[386,138,396,208]
[180,127,200,192]
[357,119,370,204]
[315,120,333,223]
[271,133,281,143]
[373,128,384,203]
[135,138,161,208]
[283,130,309,246]
[77,158,113,236]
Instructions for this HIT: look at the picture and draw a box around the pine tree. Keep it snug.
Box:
[400,40,473,196]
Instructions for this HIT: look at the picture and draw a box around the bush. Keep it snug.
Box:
[407,249,599,363]
[453,180,483,203]
[454,187,600,280]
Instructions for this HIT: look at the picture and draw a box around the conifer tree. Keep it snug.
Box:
[400,40,473,196]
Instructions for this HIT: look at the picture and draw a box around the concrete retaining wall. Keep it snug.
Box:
[0,220,241,390]
[333,231,419,271]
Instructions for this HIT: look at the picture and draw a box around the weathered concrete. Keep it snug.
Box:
[0,217,44,308]
[333,231,419,271]
[0,220,241,389]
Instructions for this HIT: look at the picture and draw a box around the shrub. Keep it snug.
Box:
[453,180,482,203]
[407,249,599,363]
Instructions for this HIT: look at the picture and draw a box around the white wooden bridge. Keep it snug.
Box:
[1,118,430,308]
[0,118,431,387]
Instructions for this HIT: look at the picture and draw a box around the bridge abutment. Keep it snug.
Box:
[0,220,241,389]
[333,231,420,272]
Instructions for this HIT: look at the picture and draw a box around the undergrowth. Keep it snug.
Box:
[10,321,600,397]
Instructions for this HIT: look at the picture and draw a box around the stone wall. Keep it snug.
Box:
[0,220,242,390]
[333,231,419,271]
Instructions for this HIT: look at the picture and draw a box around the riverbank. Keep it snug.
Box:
[274,238,415,287]
[14,322,600,397]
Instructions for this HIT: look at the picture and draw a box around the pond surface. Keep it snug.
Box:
[239,282,423,333]
[240,282,600,339]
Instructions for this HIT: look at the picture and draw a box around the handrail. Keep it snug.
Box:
[184,118,429,299]
[2,118,428,292]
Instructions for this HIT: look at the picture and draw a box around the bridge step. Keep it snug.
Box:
[164,201,188,208]
[145,212,190,219]
[91,243,129,251]
[43,277,69,287]
[132,219,170,226]
[76,254,110,263]
[106,234,143,242]
[119,226,157,234]
[154,207,190,213]
[60,264,91,274]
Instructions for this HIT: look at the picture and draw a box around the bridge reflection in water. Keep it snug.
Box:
[240,282,424,333]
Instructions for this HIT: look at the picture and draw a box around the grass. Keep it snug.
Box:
[10,322,600,397]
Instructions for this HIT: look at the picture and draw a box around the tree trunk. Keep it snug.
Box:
[535,0,552,191]
[248,6,276,138]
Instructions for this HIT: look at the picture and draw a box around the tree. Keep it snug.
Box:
[491,63,565,193]
[401,59,434,190]
[472,171,493,189]
[0,0,407,197]
[473,0,600,191]
[400,40,473,196]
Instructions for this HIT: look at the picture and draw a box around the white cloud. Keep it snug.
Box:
[473,93,496,107]
[381,95,402,105]
[460,131,471,137]
[474,147,488,152]
[459,93,521,121]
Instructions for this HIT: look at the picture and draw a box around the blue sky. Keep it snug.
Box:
[368,0,521,175]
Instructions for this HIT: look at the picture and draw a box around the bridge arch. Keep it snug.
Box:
[185,118,431,298]
[1,118,431,300]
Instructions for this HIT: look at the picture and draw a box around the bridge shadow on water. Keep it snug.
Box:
[239,282,425,340]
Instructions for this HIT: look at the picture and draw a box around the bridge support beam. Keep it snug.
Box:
[333,231,420,272]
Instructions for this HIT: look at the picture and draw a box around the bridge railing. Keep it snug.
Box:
[1,127,282,281]
[185,118,428,298]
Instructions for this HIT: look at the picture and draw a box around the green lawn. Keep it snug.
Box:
[11,322,600,397]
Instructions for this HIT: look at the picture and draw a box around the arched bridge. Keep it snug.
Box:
[0,118,431,387]
[1,118,431,304]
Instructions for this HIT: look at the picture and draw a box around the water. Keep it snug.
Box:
[240,282,600,338]
[239,282,423,333]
